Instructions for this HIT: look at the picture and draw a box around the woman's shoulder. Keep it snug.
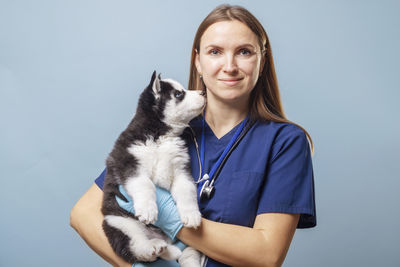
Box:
[253,120,310,159]
[255,120,307,142]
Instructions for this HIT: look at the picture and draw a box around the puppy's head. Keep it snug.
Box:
[149,71,205,128]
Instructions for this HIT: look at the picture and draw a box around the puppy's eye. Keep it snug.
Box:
[174,91,184,99]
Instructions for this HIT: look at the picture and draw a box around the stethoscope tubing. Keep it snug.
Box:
[209,119,255,187]
[189,119,256,187]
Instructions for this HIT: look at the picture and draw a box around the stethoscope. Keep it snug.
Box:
[188,115,255,202]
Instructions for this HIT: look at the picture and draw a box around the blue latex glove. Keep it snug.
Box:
[132,241,186,267]
[116,185,184,242]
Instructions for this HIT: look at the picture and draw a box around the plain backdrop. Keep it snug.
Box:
[1,0,399,266]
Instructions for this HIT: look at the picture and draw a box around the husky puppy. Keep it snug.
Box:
[101,71,205,266]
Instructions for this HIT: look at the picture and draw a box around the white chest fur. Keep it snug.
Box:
[127,135,190,190]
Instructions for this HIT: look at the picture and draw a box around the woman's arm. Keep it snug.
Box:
[177,213,300,267]
[69,184,131,267]
[71,183,299,267]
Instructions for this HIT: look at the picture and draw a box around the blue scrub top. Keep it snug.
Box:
[95,117,316,267]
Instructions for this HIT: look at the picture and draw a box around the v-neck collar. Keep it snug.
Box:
[203,117,246,145]
[189,115,247,146]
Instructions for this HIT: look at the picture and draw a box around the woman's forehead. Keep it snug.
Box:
[200,20,259,48]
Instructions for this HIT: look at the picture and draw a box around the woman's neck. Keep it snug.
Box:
[205,96,249,139]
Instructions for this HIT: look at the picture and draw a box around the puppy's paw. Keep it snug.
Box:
[135,202,158,224]
[134,239,168,262]
[160,244,182,261]
[148,238,168,256]
[180,209,202,228]
[179,246,202,267]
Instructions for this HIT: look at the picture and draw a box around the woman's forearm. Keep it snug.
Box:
[177,219,275,267]
[177,213,299,267]
[70,184,131,267]
[70,184,298,267]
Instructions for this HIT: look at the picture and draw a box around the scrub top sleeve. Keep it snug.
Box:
[94,168,106,190]
[257,126,316,228]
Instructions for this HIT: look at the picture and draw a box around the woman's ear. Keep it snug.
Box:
[194,49,202,75]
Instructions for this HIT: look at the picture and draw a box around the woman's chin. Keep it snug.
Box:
[215,94,250,106]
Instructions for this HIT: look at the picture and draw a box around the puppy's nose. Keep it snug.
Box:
[200,89,206,96]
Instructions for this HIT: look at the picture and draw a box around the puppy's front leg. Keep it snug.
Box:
[124,168,158,224]
[170,170,201,228]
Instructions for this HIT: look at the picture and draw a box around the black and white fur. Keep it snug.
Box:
[101,71,205,266]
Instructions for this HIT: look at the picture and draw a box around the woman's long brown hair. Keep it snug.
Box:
[188,4,314,152]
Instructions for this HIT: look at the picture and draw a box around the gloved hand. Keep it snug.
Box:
[116,185,184,242]
[132,241,187,267]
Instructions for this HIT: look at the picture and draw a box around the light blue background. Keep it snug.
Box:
[1,0,399,266]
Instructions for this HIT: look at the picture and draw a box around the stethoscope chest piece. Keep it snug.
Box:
[200,179,215,202]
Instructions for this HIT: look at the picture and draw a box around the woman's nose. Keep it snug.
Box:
[222,54,238,73]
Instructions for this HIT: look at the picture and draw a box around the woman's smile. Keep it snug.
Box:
[218,77,244,86]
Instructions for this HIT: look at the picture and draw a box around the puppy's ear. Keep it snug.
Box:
[152,71,161,99]
[150,70,157,83]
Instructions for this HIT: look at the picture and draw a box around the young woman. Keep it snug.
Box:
[70,4,316,267]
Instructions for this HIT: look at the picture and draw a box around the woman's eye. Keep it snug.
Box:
[174,91,183,99]
[209,49,220,55]
[239,49,251,56]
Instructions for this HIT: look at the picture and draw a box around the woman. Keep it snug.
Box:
[70,4,316,267]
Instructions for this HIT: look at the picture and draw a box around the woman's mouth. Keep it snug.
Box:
[219,78,243,86]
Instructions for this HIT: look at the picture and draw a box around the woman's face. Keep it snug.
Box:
[195,20,264,105]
